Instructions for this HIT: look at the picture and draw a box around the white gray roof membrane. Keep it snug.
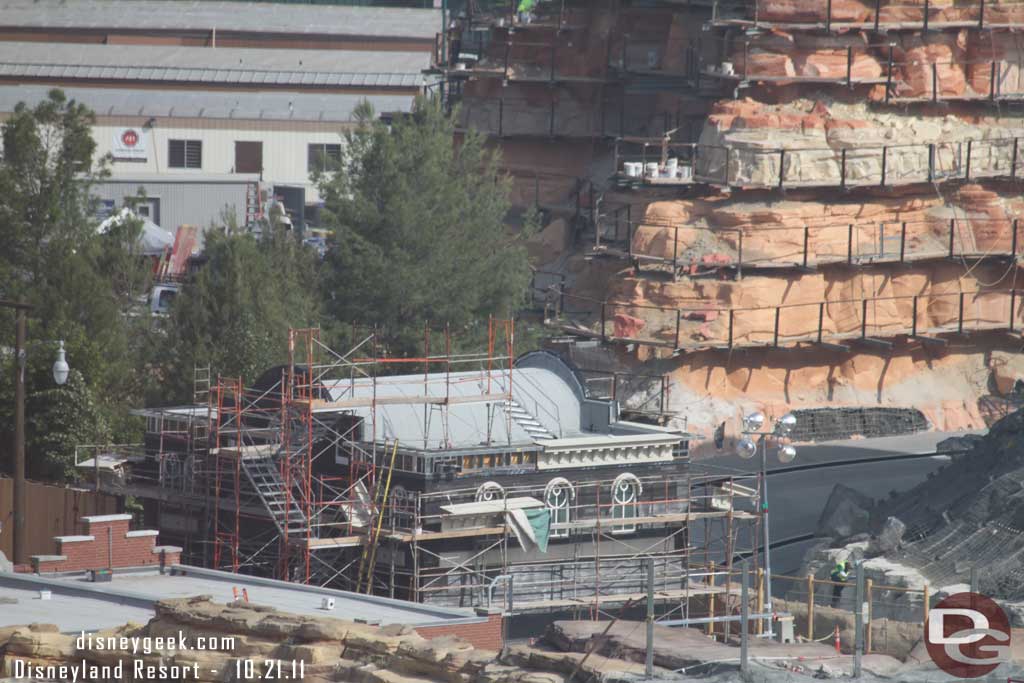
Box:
[0,0,442,40]
[0,41,430,87]
[0,84,415,121]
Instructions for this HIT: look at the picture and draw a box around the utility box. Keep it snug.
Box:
[90,568,113,583]
[774,615,795,644]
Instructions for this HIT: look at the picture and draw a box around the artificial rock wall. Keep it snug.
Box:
[588,2,1024,440]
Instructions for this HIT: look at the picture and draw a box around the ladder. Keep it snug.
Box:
[356,440,399,594]
[241,455,308,538]
[193,365,211,405]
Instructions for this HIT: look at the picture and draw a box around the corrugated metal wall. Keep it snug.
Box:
[0,477,119,560]
[91,179,249,232]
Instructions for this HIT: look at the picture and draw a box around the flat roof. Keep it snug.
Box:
[0,84,415,122]
[0,0,442,40]
[0,42,431,89]
[0,564,481,633]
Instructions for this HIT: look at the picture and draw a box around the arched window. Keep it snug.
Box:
[475,481,505,502]
[389,485,415,531]
[544,477,575,539]
[610,473,642,534]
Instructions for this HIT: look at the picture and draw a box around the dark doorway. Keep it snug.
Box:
[234,141,263,174]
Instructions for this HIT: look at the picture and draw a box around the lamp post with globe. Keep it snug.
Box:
[2,299,71,565]
[737,411,797,636]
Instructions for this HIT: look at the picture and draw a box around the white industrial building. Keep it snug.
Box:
[0,0,441,231]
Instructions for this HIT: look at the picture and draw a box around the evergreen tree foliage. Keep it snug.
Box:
[156,225,322,402]
[317,97,533,354]
[0,89,148,480]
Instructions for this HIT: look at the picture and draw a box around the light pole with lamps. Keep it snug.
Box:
[2,299,70,565]
[736,410,797,637]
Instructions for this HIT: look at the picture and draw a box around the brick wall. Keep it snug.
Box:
[415,612,504,651]
[30,514,181,573]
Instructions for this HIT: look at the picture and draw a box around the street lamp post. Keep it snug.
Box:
[2,299,70,565]
[737,411,797,637]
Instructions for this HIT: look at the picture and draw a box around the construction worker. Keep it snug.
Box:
[517,0,535,24]
[830,560,850,608]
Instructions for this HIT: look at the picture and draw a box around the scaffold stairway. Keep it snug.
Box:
[504,399,555,440]
[241,456,308,537]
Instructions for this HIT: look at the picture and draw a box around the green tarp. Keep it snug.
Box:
[524,508,550,553]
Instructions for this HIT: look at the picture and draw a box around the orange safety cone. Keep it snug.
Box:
[834,625,840,653]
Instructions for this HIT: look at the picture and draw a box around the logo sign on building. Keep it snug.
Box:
[112,127,147,161]
[926,592,1011,678]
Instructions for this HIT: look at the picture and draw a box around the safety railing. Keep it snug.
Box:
[711,0,1024,31]
[457,94,622,138]
[593,216,1023,274]
[553,287,1024,351]
[615,134,1024,190]
[775,572,933,654]
[710,36,1024,104]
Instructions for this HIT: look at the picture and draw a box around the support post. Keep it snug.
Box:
[923,584,930,631]
[803,226,810,269]
[846,45,853,89]
[778,149,785,190]
[1007,288,1015,333]
[928,143,935,182]
[900,221,907,262]
[807,575,815,640]
[966,139,972,180]
[847,224,854,264]
[12,307,26,566]
[1013,138,1019,181]
[740,562,750,678]
[990,60,997,101]
[840,148,847,190]
[1013,219,1019,259]
[600,301,607,341]
[645,558,654,677]
[912,296,919,337]
[923,0,930,31]
[949,218,956,258]
[773,307,780,347]
[958,291,966,334]
[885,44,894,103]
[756,568,765,636]
[932,63,938,103]
[874,0,881,31]
[854,564,864,679]
[861,298,869,338]
[865,578,873,654]
[980,0,986,29]
[675,310,682,350]
[817,302,825,344]
[880,146,888,186]
[728,310,734,349]
[826,0,832,32]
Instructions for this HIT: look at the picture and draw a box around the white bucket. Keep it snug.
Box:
[721,61,735,76]
[625,162,643,178]
[321,597,336,610]
[665,158,679,174]
[677,165,693,180]
[39,590,51,601]
[645,162,659,178]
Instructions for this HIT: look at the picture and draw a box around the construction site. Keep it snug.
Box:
[6,0,1024,681]
[69,322,768,627]
[433,0,1024,440]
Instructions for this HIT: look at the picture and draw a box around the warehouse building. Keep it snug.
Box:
[0,0,442,231]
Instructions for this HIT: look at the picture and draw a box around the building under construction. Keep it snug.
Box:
[77,323,763,618]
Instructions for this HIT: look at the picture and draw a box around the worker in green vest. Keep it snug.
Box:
[830,560,850,608]
[517,0,535,24]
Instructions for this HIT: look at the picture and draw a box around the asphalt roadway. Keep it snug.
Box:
[694,430,981,578]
